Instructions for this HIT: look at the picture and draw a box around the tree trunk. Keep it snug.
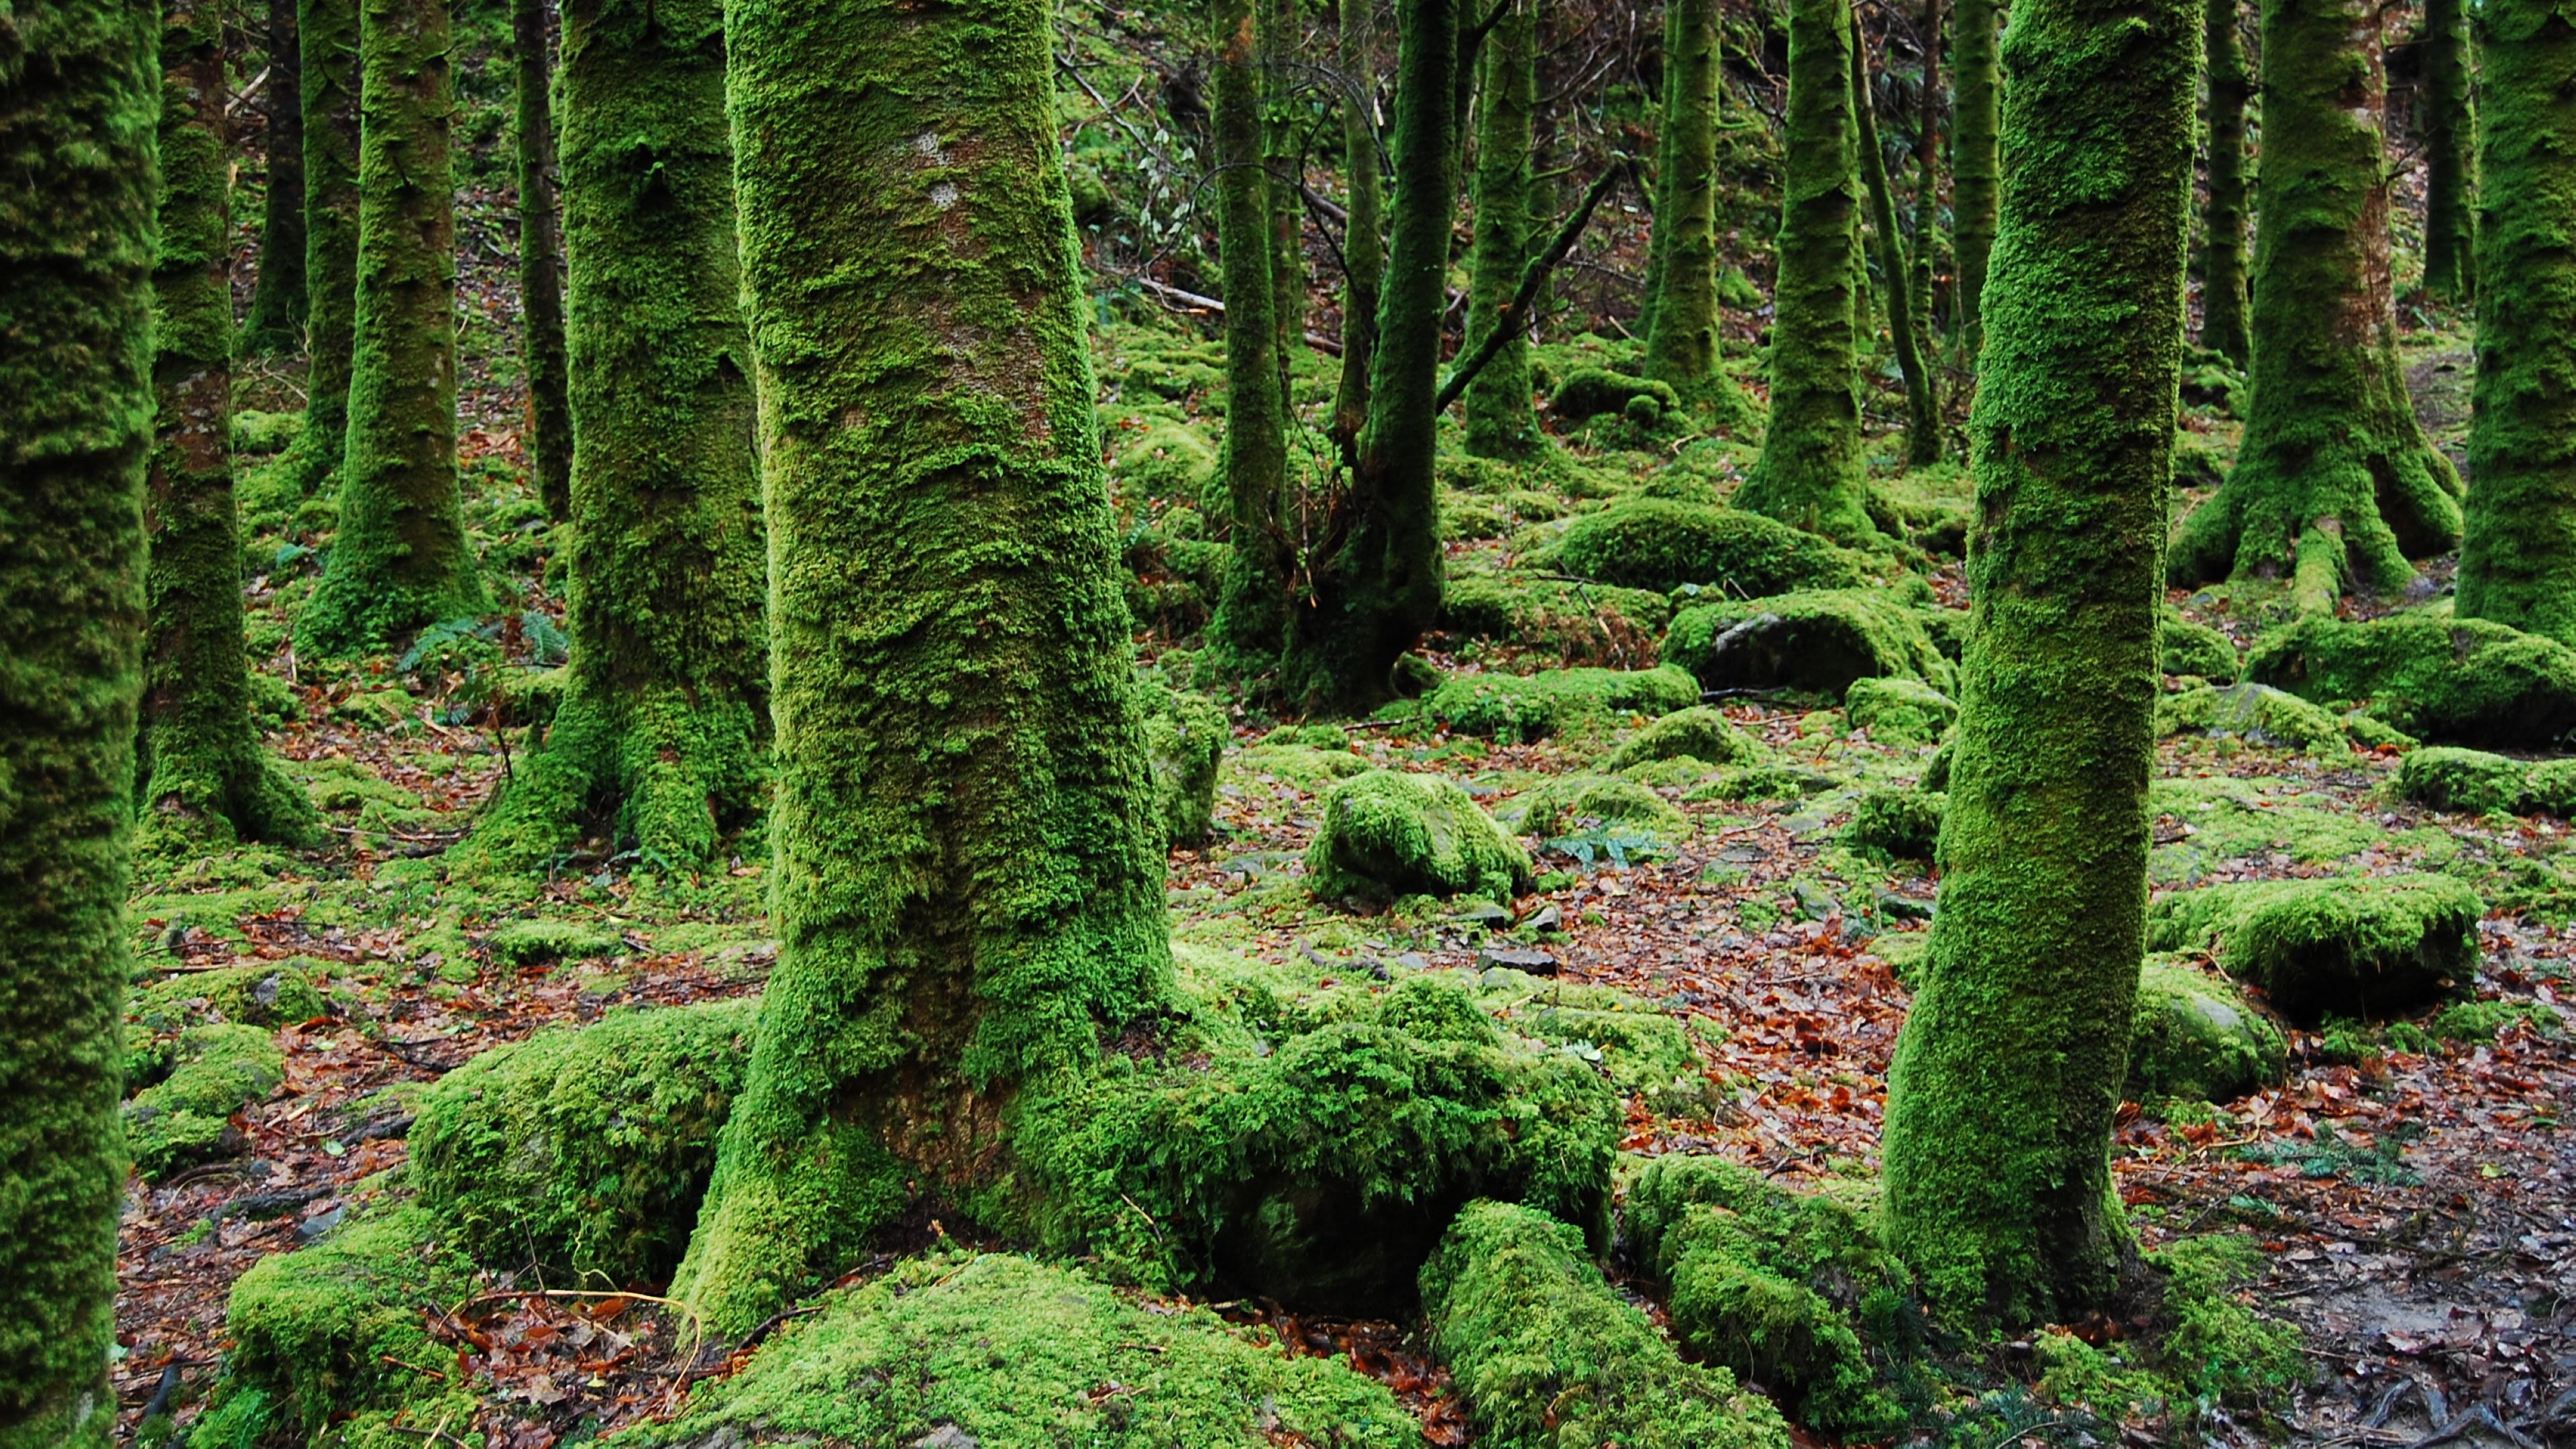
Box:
[1851,28,1939,468]
[0,4,156,1443]
[1462,0,1538,458]
[2169,0,2462,612]
[143,0,319,849]
[1642,0,1757,429]
[1211,0,1294,663]
[1951,0,1997,357]
[1262,0,1305,364]
[240,0,308,354]
[1913,0,1943,374]
[1734,0,1872,543]
[2455,0,2576,641]
[672,0,1172,1336]
[515,0,573,522]
[300,0,484,655]
[2418,0,2474,301]
[282,0,360,494]
[1284,0,1456,710]
[2201,0,2252,364]
[1330,0,1383,449]
[1881,0,2196,1323]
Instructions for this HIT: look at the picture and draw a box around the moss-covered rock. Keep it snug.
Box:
[1846,787,1945,859]
[1514,774,1691,843]
[2245,611,2576,748]
[1665,590,1955,699]
[1407,665,1701,743]
[1550,367,1681,423]
[2156,681,2349,753]
[1420,1200,1792,1449]
[2161,611,2242,680]
[2147,873,2483,1022]
[1844,676,1957,743]
[2128,955,2286,1102]
[2523,757,2576,816]
[1438,571,1675,657]
[1224,739,1373,795]
[1144,684,1228,847]
[1547,498,1873,596]
[125,1023,285,1177]
[129,959,327,1034]
[1599,704,1758,770]
[1306,769,1532,903]
[483,917,624,967]
[2394,745,2529,814]
[1106,418,1220,502]
[1687,763,1842,801]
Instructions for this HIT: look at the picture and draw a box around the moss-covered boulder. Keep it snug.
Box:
[2394,746,2528,814]
[1408,665,1701,743]
[1547,498,1872,596]
[129,959,327,1032]
[2245,611,2576,748]
[1144,684,1228,847]
[1665,590,1954,700]
[1688,762,1841,802]
[484,916,625,967]
[124,1023,285,1177]
[1514,774,1691,844]
[1846,787,1945,859]
[1843,676,1957,743]
[2161,612,2242,681]
[2155,681,2349,753]
[2147,873,2483,1022]
[1599,704,1758,770]
[2526,758,2576,816]
[1305,769,1531,903]
[1421,1201,1792,1449]
[411,998,759,1283]
[1439,570,1675,657]
[2128,955,2286,1102]
[1550,367,1681,423]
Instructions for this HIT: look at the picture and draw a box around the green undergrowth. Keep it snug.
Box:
[2147,774,2458,886]
[1599,704,1760,769]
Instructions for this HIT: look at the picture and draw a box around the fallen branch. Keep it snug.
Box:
[1435,158,1632,413]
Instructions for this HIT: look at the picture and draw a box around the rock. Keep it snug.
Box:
[123,1023,286,1178]
[2146,873,2482,1023]
[1664,590,1955,700]
[1403,665,1701,743]
[1544,498,1872,596]
[2160,611,2241,681]
[1845,788,1945,859]
[1305,769,1532,903]
[1143,683,1228,847]
[1550,368,1681,422]
[2394,746,2528,814]
[1478,946,1560,974]
[2127,955,2286,1102]
[2245,610,2576,749]
[1843,676,1957,744]
[2155,682,2349,753]
[1599,705,1760,771]
[1515,774,1691,844]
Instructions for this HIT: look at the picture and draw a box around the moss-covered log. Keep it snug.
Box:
[514,0,572,522]
[2418,0,2474,302]
[1210,0,1293,664]
[239,0,307,354]
[1462,0,1538,458]
[671,0,1173,1336]
[1641,0,1757,429]
[1851,26,1937,466]
[2168,0,2462,610]
[2455,0,2576,645]
[1951,0,1998,356]
[1734,0,1870,543]
[299,0,484,653]
[460,0,767,871]
[1330,0,1383,447]
[0,3,157,1439]
[1880,0,2196,1322]
[2201,0,2251,365]
[141,0,319,849]
[280,0,360,495]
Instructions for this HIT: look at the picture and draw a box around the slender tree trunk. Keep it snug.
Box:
[1851,28,1939,468]
[1639,0,1686,345]
[300,0,484,654]
[1212,0,1294,661]
[2202,0,2253,364]
[1735,0,1872,543]
[1914,0,1943,373]
[144,0,319,849]
[1882,0,2196,1323]
[240,0,308,353]
[673,0,1171,1336]
[1642,0,1757,429]
[1951,0,1998,357]
[2169,0,2462,612]
[2455,0,2576,641]
[1462,0,1538,458]
[2419,0,2474,301]
[1330,0,1383,449]
[0,5,156,1443]
[515,0,572,522]
[284,0,360,494]
[1285,0,1456,710]
[1262,0,1305,364]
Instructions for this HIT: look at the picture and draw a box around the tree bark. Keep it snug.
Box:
[1642,0,1758,429]
[1851,26,1939,468]
[1462,0,1539,457]
[1330,0,1383,449]
[2201,0,2252,364]
[2418,0,2475,301]
[1262,0,1305,364]
[240,0,308,354]
[515,0,573,522]
[282,0,360,494]
[1212,0,1294,663]
[1950,0,1998,357]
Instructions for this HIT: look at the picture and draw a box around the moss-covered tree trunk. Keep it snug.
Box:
[299,0,482,654]
[282,0,359,494]
[2455,0,2576,642]
[239,0,307,354]
[2419,0,2474,302]
[1642,0,1756,429]
[515,0,572,522]
[1211,0,1293,665]
[1462,0,1538,458]
[1951,0,1997,356]
[462,0,767,871]
[2169,0,2461,612]
[1638,0,1684,343]
[1735,0,1872,543]
[1262,0,1305,364]
[1330,0,1382,449]
[2201,0,2252,365]
[1851,30,1938,467]
[1881,0,2196,1323]
[1913,0,1943,365]
[0,4,156,1442]
[1285,0,1456,710]
[672,0,1172,1335]
[143,0,319,849]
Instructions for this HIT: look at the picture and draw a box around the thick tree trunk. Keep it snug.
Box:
[300,0,483,655]
[1734,0,1872,543]
[1642,0,1757,429]
[240,0,308,354]
[1462,0,1538,458]
[515,0,572,522]
[672,0,1171,1336]
[1330,0,1383,449]
[282,0,360,494]
[1881,0,2196,1323]
[143,0,319,849]
[2202,0,2252,364]
[2455,0,2576,641]
[2419,0,2475,302]
[0,4,156,1443]
[2169,0,2461,612]
[1851,29,1939,468]
[1211,0,1294,663]
[1951,0,1998,357]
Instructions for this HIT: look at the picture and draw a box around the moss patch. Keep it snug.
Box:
[1401,665,1701,743]
[125,1023,284,1178]
[2245,611,2576,748]
[1305,769,1531,904]
[2161,612,2241,680]
[129,959,326,1033]
[1513,774,1691,844]
[1666,590,1954,699]
[2129,955,2286,1102]
[2156,682,2350,753]
[1144,684,1228,847]
[483,917,624,967]
[1846,788,1945,859]
[1546,498,1874,596]
[1844,676,1957,743]
[2147,873,2483,1022]
[1599,704,1759,770]
[2394,746,2528,814]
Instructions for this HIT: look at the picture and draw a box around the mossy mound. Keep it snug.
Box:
[1846,787,1945,859]
[2147,873,2483,1023]
[125,1023,285,1177]
[411,998,757,1285]
[1665,590,1954,700]
[1514,774,1691,843]
[2156,682,2349,753]
[1550,367,1681,423]
[1144,684,1228,847]
[1547,498,1873,596]
[1405,665,1701,743]
[1104,417,1219,502]
[484,916,625,967]
[1687,763,1842,802]
[1439,570,1674,657]
[2524,758,2576,816]
[1017,975,1621,1314]
[2129,955,2286,1102]
[2245,611,2576,748]
[1224,739,1373,795]
[129,959,327,1033]
[2394,746,2528,814]
[1844,676,1957,743]
[2161,612,2242,681]
[1599,704,1759,770]
[1305,769,1531,903]
[633,1250,1410,1448]
[1421,1200,1792,1449]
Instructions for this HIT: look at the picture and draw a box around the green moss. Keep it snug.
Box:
[2200,0,2252,363]
[2129,955,2286,1102]
[511,0,570,521]
[1546,498,1873,596]
[123,1024,284,1178]
[1462,0,1540,458]
[1306,769,1531,902]
[2152,1235,2304,1408]
[1404,665,1701,743]
[483,917,623,967]
[1437,570,1674,659]
[281,0,362,500]
[1224,741,1374,795]
[2156,682,2349,753]
[1869,468,1974,555]
[1142,684,1228,848]
[1550,368,1680,423]
[2428,997,2559,1042]
[1687,763,1841,802]
[2246,611,2576,748]
[2147,873,2483,1022]
[1599,705,1759,770]
[1204,0,1289,663]
[1106,419,1219,504]
[1641,0,1761,430]
[1514,775,1691,843]
[2394,746,2529,814]
[1847,787,1945,859]
[1666,589,1954,699]
[1421,1201,1792,1449]
[1845,676,1956,743]
[2523,758,2576,816]
[129,961,326,1034]
[2161,612,2241,680]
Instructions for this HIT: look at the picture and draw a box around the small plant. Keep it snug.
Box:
[2234,1120,2422,1185]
